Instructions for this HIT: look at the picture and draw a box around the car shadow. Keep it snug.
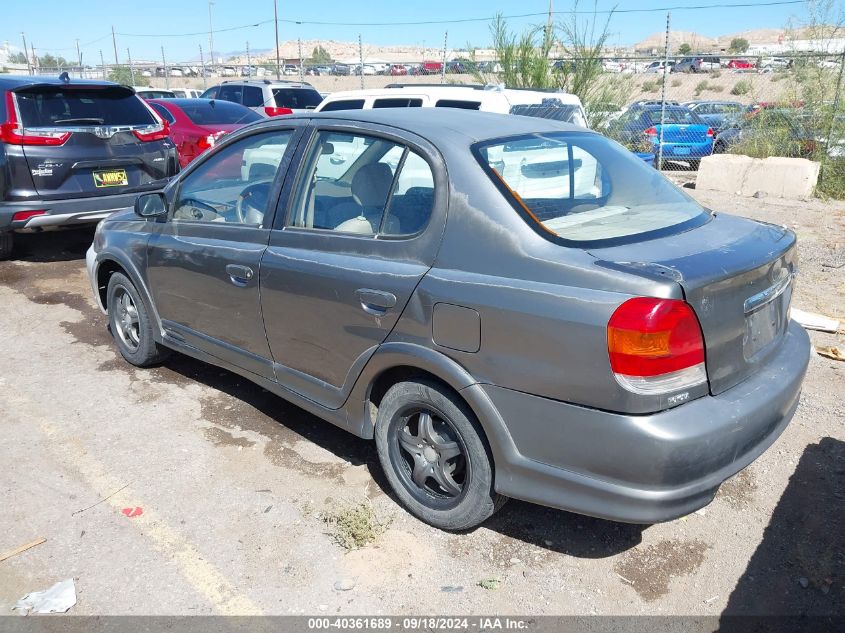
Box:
[8,227,96,263]
[160,351,644,558]
[718,437,844,629]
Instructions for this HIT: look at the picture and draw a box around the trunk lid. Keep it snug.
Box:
[656,123,710,144]
[590,213,796,395]
[12,84,173,199]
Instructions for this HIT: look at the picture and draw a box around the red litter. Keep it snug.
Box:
[121,507,143,518]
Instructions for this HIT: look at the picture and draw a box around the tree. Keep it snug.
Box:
[108,65,149,87]
[729,37,749,53]
[8,51,28,64]
[307,45,332,65]
[678,43,692,55]
[37,54,69,69]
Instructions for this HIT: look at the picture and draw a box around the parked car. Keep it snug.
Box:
[170,89,203,99]
[727,59,755,70]
[714,109,816,157]
[316,84,587,126]
[672,57,701,73]
[698,56,721,71]
[283,64,299,76]
[147,98,261,167]
[0,76,178,259]
[607,104,714,168]
[760,56,791,70]
[477,61,503,73]
[419,60,444,74]
[200,80,322,117]
[332,63,352,76]
[219,66,238,77]
[682,100,745,133]
[134,87,177,100]
[644,60,675,74]
[87,107,810,530]
[389,64,408,76]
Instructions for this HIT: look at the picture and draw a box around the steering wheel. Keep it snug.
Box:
[235,180,273,225]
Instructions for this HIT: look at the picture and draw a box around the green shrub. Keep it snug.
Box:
[731,80,752,96]
[641,80,659,92]
[694,80,710,96]
[817,158,845,200]
[671,78,682,87]
[709,84,725,93]
[710,70,722,78]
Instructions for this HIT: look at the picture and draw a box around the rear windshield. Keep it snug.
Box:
[474,132,709,246]
[641,108,703,125]
[15,87,155,127]
[273,88,322,109]
[510,104,584,126]
[181,100,262,125]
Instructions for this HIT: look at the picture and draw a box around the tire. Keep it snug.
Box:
[713,141,727,154]
[374,379,506,531]
[0,232,13,260]
[106,272,169,367]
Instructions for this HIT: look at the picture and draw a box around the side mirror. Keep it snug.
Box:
[134,192,167,219]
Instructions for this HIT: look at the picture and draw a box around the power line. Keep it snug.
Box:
[112,0,804,35]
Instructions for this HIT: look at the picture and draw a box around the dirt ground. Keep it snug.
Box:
[0,186,842,617]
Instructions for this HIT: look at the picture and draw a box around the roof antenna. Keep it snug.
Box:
[59,71,70,83]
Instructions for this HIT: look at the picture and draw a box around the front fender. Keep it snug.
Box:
[92,248,163,340]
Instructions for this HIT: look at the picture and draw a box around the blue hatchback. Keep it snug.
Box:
[609,105,714,166]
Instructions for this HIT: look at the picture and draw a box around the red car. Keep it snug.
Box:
[389,64,408,76]
[147,98,261,167]
[420,60,443,74]
[727,59,755,69]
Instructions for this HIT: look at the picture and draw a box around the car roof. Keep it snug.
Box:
[320,85,583,107]
[287,107,591,144]
[0,74,123,90]
[219,79,315,89]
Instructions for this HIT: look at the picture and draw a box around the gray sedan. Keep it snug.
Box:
[87,108,810,530]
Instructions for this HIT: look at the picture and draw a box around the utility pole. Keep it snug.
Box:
[76,39,82,75]
[127,48,135,86]
[31,44,37,72]
[246,41,251,77]
[21,32,32,75]
[441,31,447,84]
[298,38,303,82]
[161,46,169,90]
[358,34,364,90]
[199,44,207,89]
[208,0,215,73]
[111,25,119,66]
[546,0,553,44]
[273,0,281,80]
[99,49,106,79]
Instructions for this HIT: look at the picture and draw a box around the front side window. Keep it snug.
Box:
[320,99,365,112]
[173,130,293,225]
[242,85,265,108]
[288,130,434,236]
[475,132,708,245]
[217,85,243,104]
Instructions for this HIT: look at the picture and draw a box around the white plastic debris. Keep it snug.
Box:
[13,578,76,614]
[791,308,840,333]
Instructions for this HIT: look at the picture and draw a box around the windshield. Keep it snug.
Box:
[14,87,156,127]
[474,132,709,245]
[273,88,322,109]
[181,100,261,125]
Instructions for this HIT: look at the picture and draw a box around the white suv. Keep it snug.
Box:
[200,79,323,117]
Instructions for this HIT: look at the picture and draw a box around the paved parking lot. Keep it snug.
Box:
[0,188,842,616]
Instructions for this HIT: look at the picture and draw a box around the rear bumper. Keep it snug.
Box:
[654,142,714,158]
[479,320,810,523]
[0,192,139,231]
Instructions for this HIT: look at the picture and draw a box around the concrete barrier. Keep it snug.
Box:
[696,155,821,199]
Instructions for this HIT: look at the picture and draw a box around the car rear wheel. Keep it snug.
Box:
[0,232,13,260]
[374,379,506,531]
[107,272,169,367]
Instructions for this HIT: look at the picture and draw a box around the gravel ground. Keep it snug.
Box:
[0,187,842,617]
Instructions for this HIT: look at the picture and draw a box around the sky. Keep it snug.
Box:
[3,0,812,63]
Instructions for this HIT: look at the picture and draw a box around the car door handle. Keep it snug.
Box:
[226,264,254,286]
[356,289,396,316]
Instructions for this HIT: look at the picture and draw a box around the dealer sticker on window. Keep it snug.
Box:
[93,169,128,188]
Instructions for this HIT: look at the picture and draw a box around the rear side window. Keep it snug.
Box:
[435,99,480,110]
[14,88,156,127]
[180,101,261,125]
[242,85,265,108]
[149,103,176,124]
[475,132,708,245]
[200,86,219,99]
[320,99,365,111]
[373,98,423,108]
[273,88,322,109]
[217,85,243,104]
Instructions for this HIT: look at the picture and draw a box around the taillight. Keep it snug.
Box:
[197,134,215,152]
[264,106,293,117]
[0,92,71,146]
[608,297,707,395]
[11,210,46,222]
[133,119,170,142]
[643,126,657,136]
[706,127,714,138]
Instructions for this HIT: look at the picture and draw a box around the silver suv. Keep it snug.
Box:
[199,79,322,117]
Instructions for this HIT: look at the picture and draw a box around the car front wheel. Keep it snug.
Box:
[107,272,169,367]
[374,379,506,530]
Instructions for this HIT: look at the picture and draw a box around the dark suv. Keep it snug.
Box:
[0,75,179,258]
